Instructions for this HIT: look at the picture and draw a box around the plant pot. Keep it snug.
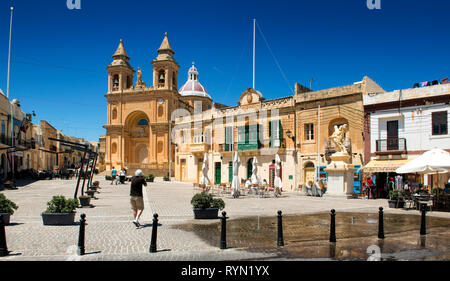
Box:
[0,213,11,225]
[193,208,219,219]
[41,212,76,226]
[85,190,96,198]
[78,196,91,207]
[388,200,404,208]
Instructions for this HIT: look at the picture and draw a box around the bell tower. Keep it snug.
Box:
[152,32,179,91]
[107,39,135,93]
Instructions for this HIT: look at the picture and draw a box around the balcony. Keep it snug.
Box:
[190,143,210,153]
[376,138,407,155]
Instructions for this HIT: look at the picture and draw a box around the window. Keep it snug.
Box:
[172,71,177,88]
[138,119,148,126]
[305,123,314,141]
[432,111,448,135]
[112,74,119,90]
[269,120,282,148]
[158,70,165,84]
[126,76,131,89]
[224,127,233,151]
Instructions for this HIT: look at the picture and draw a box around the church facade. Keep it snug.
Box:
[103,33,211,177]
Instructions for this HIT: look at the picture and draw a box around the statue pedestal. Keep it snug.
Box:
[324,153,355,199]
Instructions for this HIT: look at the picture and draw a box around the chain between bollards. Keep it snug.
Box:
[329,209,336,243]
[78,214,86,256]
[378,207,385,239]
[0,215,9,257]
[220,211,227,250]
[420,203,427,235]
[150,213,159,253]
[277,210,284,246]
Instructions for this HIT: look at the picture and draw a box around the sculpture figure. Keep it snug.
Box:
[331,124,349,154]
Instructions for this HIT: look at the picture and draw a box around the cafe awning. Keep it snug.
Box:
[363,159,412,173]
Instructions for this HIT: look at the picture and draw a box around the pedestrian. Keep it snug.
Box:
[130,169,147,228]
[366,176,374,199]
[111,166,117,185]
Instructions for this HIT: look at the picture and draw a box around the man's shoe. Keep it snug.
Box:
[133,221,139,228]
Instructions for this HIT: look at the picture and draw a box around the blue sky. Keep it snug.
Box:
[0,0,449,141]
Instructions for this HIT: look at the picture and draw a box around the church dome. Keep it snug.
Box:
[179,63,211,99]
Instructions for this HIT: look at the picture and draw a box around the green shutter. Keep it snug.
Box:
[269,120,272,147]
[249,125,257,144]
[279,119,283,141]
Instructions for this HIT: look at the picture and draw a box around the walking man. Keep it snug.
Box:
[130,169,147,228]
[111,166,117,185]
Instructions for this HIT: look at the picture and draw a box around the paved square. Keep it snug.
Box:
[1,177,449,261]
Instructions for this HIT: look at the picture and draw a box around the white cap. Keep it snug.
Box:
[135,169,143,176]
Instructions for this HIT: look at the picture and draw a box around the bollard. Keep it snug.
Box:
[378,207,385,239]
[420,203,427,235]
[0,215,9,257]
[220,211,227,250]
[149,213,159,253]
[329,209,336,243]
[78,214,86,256]
[277,210,284,246]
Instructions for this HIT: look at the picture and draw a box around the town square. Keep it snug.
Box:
[0,0,450,272]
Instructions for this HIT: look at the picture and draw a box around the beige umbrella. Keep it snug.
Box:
[199,153,210,186]
[274,154,282,196]
[231,151,241,198]
[251,157,261,186]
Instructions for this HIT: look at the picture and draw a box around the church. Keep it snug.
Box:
[103,33,212,177]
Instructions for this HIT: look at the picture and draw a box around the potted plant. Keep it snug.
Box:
[163,176,170,182]
[191,191,225,219]
[388,190,405,208]
[78,195,91,207]
[0,194,18,225]
[41,196,78,225]
[146,174,154,182]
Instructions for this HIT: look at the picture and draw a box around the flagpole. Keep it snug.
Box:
[7,7,15,184]
[253,18,256,89]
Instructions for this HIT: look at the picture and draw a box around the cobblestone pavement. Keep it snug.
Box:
[1,177,449,261]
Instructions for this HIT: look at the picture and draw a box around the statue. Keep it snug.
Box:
[330,124,349,154]
[137,67,143,85]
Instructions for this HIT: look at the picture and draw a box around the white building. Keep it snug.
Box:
[363,82,450,191]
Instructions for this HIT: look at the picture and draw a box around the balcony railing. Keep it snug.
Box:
[376,138,407,154]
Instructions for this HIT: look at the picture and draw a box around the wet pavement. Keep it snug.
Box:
[174,212,450,260]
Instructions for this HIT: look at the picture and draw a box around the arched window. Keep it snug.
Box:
[172,71,177,88]
[158,70,165,85]
[138,119,148,126]
[112,109,117,120]
[126,76,131,89]
[112,74,119,90]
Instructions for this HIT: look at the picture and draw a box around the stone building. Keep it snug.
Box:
[103,33,200,177]
[294,76,385,192]
[174,88,296,189]
[0,91,33,179]
[173,76,385,192]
